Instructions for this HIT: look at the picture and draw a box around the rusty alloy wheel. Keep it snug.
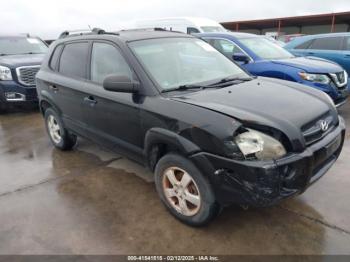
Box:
[162,166,201,216]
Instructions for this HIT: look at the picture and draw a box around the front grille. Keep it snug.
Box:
[301,112,336,146]
[16,66,40,86]
[330,71,347,90]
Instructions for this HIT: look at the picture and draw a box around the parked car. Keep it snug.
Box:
[36,29,345,226]
[0,35,48,112]
[285,33,350,74]
[135,17,227,34]
[198,32,349,107]
[277,34,305,43]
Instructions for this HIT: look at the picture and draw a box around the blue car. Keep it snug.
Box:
[285,32,350,74]
[197,32,349,107]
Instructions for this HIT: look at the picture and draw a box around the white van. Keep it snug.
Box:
[135,17,227,34]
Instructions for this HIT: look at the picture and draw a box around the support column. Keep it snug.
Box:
[331,14,336,32]
[277,20,282,35]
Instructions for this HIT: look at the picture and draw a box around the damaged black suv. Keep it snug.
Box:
[36,29,345,226]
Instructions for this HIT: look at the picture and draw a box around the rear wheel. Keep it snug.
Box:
[44,108,77,150]
[154,153,220,226]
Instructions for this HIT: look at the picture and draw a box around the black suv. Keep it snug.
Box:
[0,35,48,112]
[36,29,345,226]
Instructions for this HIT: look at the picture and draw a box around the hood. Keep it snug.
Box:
[271,56,342,74]
[0,54,45,68]
[170,77,337,145]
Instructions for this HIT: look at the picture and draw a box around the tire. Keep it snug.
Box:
[154,153,220,226]
[44,108,77,151]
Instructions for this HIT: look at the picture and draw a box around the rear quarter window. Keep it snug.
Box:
[58,42,89,79]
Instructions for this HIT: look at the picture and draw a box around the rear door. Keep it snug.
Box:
[83,41,143,160]
[47,41,90,135]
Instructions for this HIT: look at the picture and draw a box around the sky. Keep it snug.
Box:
[1,0,350,39]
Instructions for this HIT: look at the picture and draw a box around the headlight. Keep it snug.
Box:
[234,129,287,161]
[299,72,330,85]
[0,65,12,80]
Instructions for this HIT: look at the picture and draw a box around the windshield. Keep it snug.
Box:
[201,26,226,32]
[129,38,248,91]
[0,37,48,55]
[239,37,294,60]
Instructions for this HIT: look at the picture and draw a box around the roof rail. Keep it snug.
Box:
[119,27,184,34]
[58,28,119,39]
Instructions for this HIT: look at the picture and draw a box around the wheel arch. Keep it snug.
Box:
[144,128,201,171]
[39,91,62,116]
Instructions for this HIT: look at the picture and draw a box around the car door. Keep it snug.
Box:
[83,41,143,160]
[47,41,90,136]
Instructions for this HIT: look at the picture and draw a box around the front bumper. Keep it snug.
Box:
[190,117,346,207]
[0,80,38,109]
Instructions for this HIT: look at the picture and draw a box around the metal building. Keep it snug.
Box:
[221,11,350,36]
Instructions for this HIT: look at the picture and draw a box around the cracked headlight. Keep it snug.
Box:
[234,129,286,160]
[0,65,12,80]
[298,72,330,85]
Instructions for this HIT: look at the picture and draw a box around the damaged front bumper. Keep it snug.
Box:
[190,117,346,207]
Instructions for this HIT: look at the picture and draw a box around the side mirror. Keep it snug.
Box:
[103,74,139,93]
[232,53,250,64]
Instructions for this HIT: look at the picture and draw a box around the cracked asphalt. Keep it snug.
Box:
[0,100,349,255]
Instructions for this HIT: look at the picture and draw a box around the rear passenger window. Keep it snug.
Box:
[308,37,342,50]
[59,42,89,79]
[49,45,63,70]
[90,42,132,84]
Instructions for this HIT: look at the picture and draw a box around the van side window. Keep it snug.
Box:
[308,37,343,51]
[91,42,132,84]
[187,27,200,34]
[59,42,89,79]
[49,44,63,70]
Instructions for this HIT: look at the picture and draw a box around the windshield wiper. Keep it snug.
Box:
[209,76,255,86]
[0,53,9,56]
[161,84,204,93]
[19,52,44,55]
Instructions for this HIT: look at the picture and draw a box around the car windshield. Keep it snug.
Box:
[239,37,294,60]
[129,38,248,91]
[0,37,48,55]
[200,26,226,32]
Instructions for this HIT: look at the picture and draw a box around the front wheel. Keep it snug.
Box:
[44,108,77,151]
[154,153,220,226]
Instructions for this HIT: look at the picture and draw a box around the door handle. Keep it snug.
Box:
[84,96,97,105]
[49,84,59,91]
[307,52,315,55]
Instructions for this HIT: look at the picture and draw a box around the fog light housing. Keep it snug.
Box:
[4,92,26,101]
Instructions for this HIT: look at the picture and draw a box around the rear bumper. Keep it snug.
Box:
[0,81,38,109]
[190,117,346,207]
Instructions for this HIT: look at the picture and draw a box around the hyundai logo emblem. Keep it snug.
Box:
[320,120,329,132]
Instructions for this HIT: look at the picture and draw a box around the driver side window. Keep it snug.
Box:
[205,38,244,58]
[91,42,132,84]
